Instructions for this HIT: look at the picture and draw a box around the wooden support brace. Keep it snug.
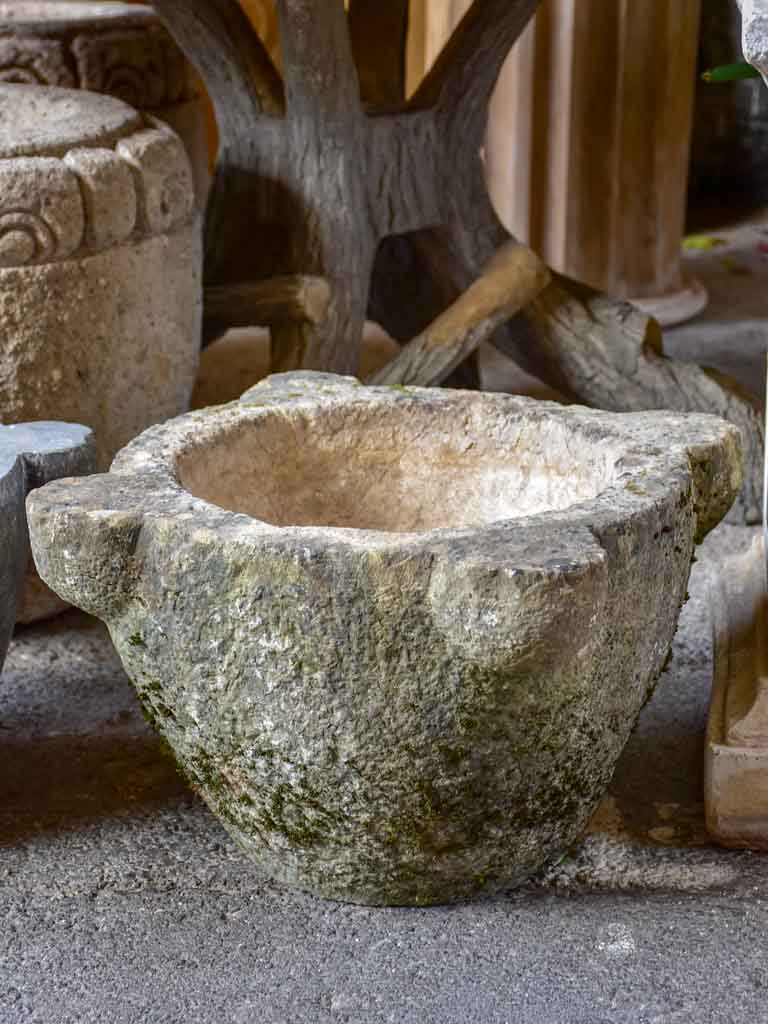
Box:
[204,276,332,344]
[369,244,549,386]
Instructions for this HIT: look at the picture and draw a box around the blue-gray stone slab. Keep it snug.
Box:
[0,421,94,672]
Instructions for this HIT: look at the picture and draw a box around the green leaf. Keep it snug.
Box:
[682,235,727,251]
[702,62,761,83]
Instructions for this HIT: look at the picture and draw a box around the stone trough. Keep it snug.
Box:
[0,421,93,672]
[27,373,742,905]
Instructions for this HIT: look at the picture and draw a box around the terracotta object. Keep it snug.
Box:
[0,0,209,198]
[706,535,768,850]
[0,421,94,670]
[0,84,201,470]
[28,372,741,905]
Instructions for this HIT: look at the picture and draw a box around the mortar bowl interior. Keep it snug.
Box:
[177,400,620,533]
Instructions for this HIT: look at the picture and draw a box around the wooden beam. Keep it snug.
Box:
[369,242,549,385]
[204,275,332,344]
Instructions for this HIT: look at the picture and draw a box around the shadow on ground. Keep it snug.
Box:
[1,609,192,846]
[0,732,188,845]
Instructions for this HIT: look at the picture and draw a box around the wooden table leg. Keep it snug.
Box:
[486,0,705,325]
[413,0,705,325]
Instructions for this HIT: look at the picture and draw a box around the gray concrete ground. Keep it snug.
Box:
[664,216,768,402]
[3,231,768,1023]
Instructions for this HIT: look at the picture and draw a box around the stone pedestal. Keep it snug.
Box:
[0,85,201,471]
[0,1,209,199]
[706,535,768,849]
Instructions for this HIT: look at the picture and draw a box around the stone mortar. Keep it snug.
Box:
[0,83,201,471]
[0,1,208,197]
[0,420,93,671]
[26,372,743,906]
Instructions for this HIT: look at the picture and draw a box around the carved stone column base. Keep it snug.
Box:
[0,86,201,471]
[0,1,209,199]
[706,535,768,850]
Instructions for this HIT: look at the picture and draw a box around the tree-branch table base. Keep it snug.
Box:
[154,0,763,522]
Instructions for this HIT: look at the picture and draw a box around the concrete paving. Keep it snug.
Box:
[664,216,768,403]
[4,229,768,1022]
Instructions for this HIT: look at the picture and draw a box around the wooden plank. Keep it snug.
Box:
[369,243,549,386]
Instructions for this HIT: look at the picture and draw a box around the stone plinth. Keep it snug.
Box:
[0,1,209,198]
[706,535,768,849]
[0,421,93,670]
[27,373,741,905]
[0,84,201,470]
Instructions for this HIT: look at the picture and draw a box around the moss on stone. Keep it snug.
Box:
[624,481,648,497]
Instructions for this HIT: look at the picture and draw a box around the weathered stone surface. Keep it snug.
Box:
[738,0,768,83]
[705,535,768,849]
[0,85,201,470]
[0,421,93,669]
[0,1,208,197]
[27,373,743,905]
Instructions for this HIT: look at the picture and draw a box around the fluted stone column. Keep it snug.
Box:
[486,0,705,325]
